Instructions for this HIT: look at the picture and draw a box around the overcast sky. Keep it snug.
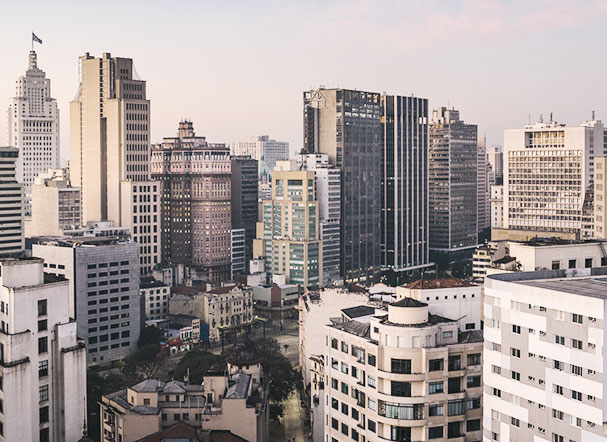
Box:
[1,0,606,163]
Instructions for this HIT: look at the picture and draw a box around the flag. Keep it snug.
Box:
[32,33,43,44]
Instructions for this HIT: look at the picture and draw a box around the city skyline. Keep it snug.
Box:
[3,0,607,164]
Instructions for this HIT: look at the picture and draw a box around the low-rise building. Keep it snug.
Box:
[140,276,170,320]
[251,283,299,310]
[0,256,86,442]
[483,268,607,442]
[325,298,483,442]
[100,357,268,442]
[472,241,508,281]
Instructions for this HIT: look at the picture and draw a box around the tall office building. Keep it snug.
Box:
[304,88,382,284]
[429,107,478,254]
[151,121,232,282]
[381,94,431,277]
[7,50,60,214]
[487,145,503,185]
[595,157,607,239]
[0,147,24,255]
[232,135,289,181]
[254,161,322,288]
[477,137,490,235]
[0,256,86,442]
[296,153,342,285]
[499,118,605,241]
[483,269,607,442]
[69,52,159,274]
[32,236,141,366]
[231,155,258,269]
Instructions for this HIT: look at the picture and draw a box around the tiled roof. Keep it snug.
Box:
[341,305,375,318]
[391,297,427,308]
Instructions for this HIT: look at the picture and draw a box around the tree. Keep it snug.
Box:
[123,344,167,380]
[254,338,298,405]
[138,326,163,348]
[172,351,225,384]
[87,368,132,442]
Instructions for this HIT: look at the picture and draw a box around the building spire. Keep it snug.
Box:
[28,50,37,69]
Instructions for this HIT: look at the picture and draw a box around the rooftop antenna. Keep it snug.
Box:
[592,110,596,121]
[549,112,553,123]
[539,114,544,124]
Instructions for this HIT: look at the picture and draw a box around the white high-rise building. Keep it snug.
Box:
[70,53,160,274]
[7,50,60,214]
[487,145,503,185]
[483,269,607,442]
[502,118,606,239]
[232,135,289,180]
[0,147,24,255]
[0,256,87,442]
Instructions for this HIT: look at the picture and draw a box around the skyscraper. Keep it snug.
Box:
[0,147,24,255]
[304,88,382,285]
[498,118,605,241]
[477,137,490,236]
[254,160,322,288]
[429,107,478,254]
[151,121,232,282]
[486,145,503,185]
[381,94,431,278]
[231,155,258,269]
[69,53,160,274]
[7,50,60,214]
[232,135,289,181]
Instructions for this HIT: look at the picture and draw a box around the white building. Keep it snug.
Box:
[296,154,342,285]
[502,118,606,239]
[486,145,503,184]
[472,241,508,281]
[483,269,607,442]
[26,168,81,237]
[595,156,607,239]
[507,238,607,271]
[490,185,504,229]
[0,256,86,442]
[232,135,289,180]
[231,228,246,277]
[7,50,60,214]
[140,276,170,320]
[0,147,23,255]
[32,236,141,366]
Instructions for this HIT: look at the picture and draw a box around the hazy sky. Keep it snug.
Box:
[1,0,607,163]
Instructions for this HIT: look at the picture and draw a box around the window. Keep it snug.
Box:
[368,420,376,433]
[572,313,583,324]
[341,382,348,394]
[553,434,564,442]
[511,417,520,427]
[512,324,521,334]
[341,402,348,415]
[38,299,47,316]
[38,337,48,354]
[368,376,376,388]
[467,353,481,366]
[511,347,520,358]
[341,423,348,436]
[341,341,348,353]
[467,397,481,409]
[351,428,359,441]
[555,335,565,345]
[553,409,564,420]
[467,419,481,431]
[572,390,582,401]
[40,428,49,442]
[442,330,453,339]
[568,259,577,269]
[554,385,563,395]
[551,260,560,270]
[447,421,461,438]
[429,358,443,371]
[367,354,376,366]
[429,381,444,394]
[331,338,338,349]
[448,355,461,371]
[391,426,411,441]
[331,378,338,390]
[391,358,411,374]
[39,385,48,402]
[429,426,444,439]
[391,381,411,397]
[447,399,465,416]
[39,360,48,377]
[351,408,359,420]
[367,398,376,411]
[448,377,462,393]
[572,339,583,350]
[39,406,49,423]
[492,388,501,397]
[332,398,338,410]
[331,418,338,430]
[38,319,47,332]
[467,375,481,387]
[585,258,593,268]
[341,362,349,374]
[511,371,521,381]
[429,404,444,416]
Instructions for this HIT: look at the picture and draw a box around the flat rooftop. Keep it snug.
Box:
[517,278,607,299]
[513,237,606,247]
[404,278,475,290]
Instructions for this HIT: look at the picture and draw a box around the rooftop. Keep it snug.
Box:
[513,237,606,247]
[380,313,456,328]
[404,278,474,290]
[341,305,376,319]
[391,298,427,308]
[331,320,371,338]
[140,276,166,289]
[517,278,607,299]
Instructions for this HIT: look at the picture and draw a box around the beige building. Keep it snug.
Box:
[254,162,322,288]
[100,358,268,442]
[169,285,254,344]
[595,156,607,239]
[325,297,483,441]
[140,277,170,320]
[70,53,160,274]
[26,168,80,237]
[0,256,87,442]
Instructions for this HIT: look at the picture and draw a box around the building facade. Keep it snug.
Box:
[231,156,258,270]
[502,119,605,239]
[231,228,246,277]
[32,237,141,366]
[381,94,431,275]
[490,185,504,230]
[27,168,81,237]
[295,153,342,285]
[254,162,322,288]
[487,145,503,185]
[151,121,232,282]
[595,156,607,239]
[0,147,23,255]
[325,298,483,441]
[232,135,289,181]
[483,269,607,442]
[0,257,86,442]
[304,88,382,284]
[477,137,490,235]
[140,276,170,321]
[429,107,479,253]
[69,52,160,274]
[7,50,60,214]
